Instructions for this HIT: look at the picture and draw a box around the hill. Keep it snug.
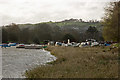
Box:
[17,18,102,32]
[2,19,103,43]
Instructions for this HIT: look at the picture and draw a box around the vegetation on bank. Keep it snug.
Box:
[25,46,118,78]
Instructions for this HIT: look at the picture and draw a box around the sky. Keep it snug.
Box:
[0,0,118,26]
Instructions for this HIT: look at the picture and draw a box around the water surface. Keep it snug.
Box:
[2,47,56,78]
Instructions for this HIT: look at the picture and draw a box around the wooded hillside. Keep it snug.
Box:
[2,19,103,43]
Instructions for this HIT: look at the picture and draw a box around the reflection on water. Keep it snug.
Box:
[2,47,56,78]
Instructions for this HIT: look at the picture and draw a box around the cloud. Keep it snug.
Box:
[0,0,116,26]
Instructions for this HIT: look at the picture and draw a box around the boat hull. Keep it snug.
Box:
[25,45,43,49]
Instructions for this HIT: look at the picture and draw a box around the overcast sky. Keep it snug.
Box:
[0,0,117,26]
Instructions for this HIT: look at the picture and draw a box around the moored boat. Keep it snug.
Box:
[25,44,43,49]
[16,44,25,48]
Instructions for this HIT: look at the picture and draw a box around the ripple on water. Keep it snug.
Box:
[2,47,56,78]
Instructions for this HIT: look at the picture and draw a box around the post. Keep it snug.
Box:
[68,39,70,44]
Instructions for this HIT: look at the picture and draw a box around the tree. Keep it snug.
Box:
[2,27,8,43]
[102,1,120,42]
[62,34,76,42]
[85,26,99,40]
[33,36,40,44]
[34,23,52,41]
[19,28,30,43]
[5,23,20,42]
[50,25,62,41]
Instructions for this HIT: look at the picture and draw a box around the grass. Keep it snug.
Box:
[25,46,118,78]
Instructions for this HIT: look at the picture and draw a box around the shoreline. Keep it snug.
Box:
[42,48,57,64]
[24,49,57,77]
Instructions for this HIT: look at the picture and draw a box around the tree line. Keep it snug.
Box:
[2,23,103,44]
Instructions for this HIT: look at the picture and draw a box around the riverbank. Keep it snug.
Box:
[25,46,118,78]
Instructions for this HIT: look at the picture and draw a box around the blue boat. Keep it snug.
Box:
[0,44,11,48]
[105,43,111,46]
[9,43,17,46]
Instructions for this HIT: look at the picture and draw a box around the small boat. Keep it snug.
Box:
[16,44,25,48]
[0,43,11,48]
[8,43,17,46]
[25,44,43,49]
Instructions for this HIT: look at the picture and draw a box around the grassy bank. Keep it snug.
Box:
[25,46,118,78]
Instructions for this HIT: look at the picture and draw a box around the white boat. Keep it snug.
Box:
[16,44,25,48]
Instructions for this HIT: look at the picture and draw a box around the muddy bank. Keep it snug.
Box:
[2,47,56,78]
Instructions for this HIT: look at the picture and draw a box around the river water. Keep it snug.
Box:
[2,47,56,78]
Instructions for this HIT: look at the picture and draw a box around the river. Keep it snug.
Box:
[2,47,56,78]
